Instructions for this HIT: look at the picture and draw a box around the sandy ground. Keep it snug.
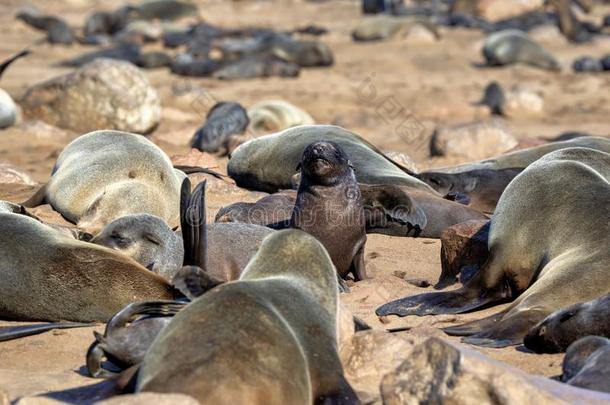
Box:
[1,0,609,402]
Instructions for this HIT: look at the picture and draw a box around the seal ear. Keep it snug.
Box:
[180,178,207,269]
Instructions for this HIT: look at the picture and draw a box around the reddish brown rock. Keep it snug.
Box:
[437,219,489,289]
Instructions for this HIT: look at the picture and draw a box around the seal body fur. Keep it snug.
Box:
[419,136,610,212]
[228,125,435,193]
[24,130,185,233]
[0,213,176,322]
[377,147,610,348]
[483,29,560,70]
[136,229,359,404]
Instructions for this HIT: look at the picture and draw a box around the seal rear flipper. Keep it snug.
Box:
[316,374,361,405]
[21,184,47,208]
[375,283,510,317]
[460,308,550,348]
[353,316,371,331]
[0,322,90,342]
[87,341,122,379]
[180,178,207,269]
[174,165,225,180]
[106,301,187,332]
[171,265,223,300]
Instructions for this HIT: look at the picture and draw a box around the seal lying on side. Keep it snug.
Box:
[91,214,184,280]
[247,99,314,134]
[418,136,610,213]
[524,294,610,353]
[216,183,485,238]
[561,336,610,393]
[0,213,176,322]
[289,141,367,283]
[190,101,250,156]
[23,130,186,233]
[136,229,360,404]
[228,125,436,193]
[377,147,610,348]
[482,29,560,71]
[352,15,439,42]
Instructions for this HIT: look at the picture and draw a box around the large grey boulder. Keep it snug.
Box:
[21,59,160,134]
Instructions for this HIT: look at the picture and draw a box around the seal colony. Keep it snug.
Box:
[2,1,610,402]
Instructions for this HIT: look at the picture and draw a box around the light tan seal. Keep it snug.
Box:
[24,130,185,233]
[136,229,359,404]
[0,212,177,322]
[378,147,610,348]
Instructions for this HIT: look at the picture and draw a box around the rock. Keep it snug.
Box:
[21,59,161,134]
[573,56,603,73]
[437,220,489,289]
[0,163,37,185]
[384,151,419,173]
[404,24,438,44]
[430,121,517,161]
[380,337,610,405]
[0,89,17,129]
[504,85,544,117]
[478,0,544,22]
[95,393,200,405]
[340,330,413,403]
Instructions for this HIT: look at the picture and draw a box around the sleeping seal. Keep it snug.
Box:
[561,336,610,393]
[0,213,176,322]
[247,100,314,134]
[190,101,250,156]
[482,29,561,71]
[289,141,367,282]
[23,130,185,233]
[91,214,184,280]
[524,294,610,353]
[377,147,610,348]
[136,229,359,404]
[418,136,610,212]
[228,125,436,194]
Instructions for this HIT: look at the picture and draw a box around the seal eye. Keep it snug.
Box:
[110,233,130,248]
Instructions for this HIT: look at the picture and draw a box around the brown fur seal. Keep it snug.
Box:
[248,99,314,135]
[561,336,610,393]
[217,183,485,238]
[482,29,561,71]
[23,130,186,233]
[0,213,177,322]
[378,147,610,348]
[136,229,360,404]
[352,15,439,42]
[524,294,610,353]
[289,141,367,283]
[418,136,610,213]
[190,101,250,156]
[228,125,436,194]
[91,214,184,280]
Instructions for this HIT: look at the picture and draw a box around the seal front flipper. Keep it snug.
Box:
[375,282,509,317]
[460,308,549,348]
[442,310,506,336]
[361,184,427,235]
[0,322,90,342]
[349,243,366,281]
[20,183,47,208]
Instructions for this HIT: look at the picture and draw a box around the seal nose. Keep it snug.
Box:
[313,145,323,155]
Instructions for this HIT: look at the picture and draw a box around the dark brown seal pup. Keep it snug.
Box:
[561,336,610,393]
[0,213,177,322]
[418,136,610,213]
[190,101,249,156]
[290,141,367,282]
[377,147,610,348]
[136,229,360,404]
[524,294,610,353]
